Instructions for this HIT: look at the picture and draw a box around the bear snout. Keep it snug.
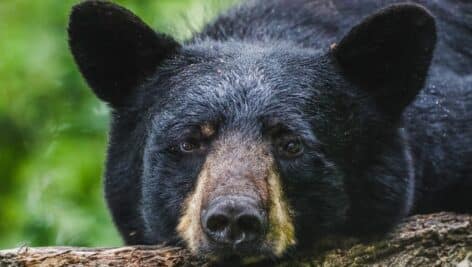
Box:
[201,195,267,250]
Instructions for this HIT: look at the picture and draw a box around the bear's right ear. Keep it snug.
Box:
[68,1,180,107]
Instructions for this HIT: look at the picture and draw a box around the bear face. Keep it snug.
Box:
[68,0,436,259]
[139,44,354,257]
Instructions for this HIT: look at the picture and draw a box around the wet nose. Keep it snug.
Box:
[202,196,266,247]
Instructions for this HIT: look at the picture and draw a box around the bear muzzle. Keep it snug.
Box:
[201,195,267,250]
[177,134,295,258]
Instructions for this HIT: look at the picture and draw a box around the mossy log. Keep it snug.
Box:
[1,212,471,267]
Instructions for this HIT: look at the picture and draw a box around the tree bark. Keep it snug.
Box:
[1,212,471,267]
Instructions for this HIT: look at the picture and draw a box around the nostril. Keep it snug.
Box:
[202,196,266,247]
[237,214,262,237]
[206,213,230,232]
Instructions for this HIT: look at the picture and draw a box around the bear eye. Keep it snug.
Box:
[278,137,304,158]
[179,140,200,153]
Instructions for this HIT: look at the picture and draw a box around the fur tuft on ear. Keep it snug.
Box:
[333,4,436,117]
[68,0,180,107]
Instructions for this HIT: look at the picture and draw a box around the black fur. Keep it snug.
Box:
[68,1,180,107]
[68,0,472,257]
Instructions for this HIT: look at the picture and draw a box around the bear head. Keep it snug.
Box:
[68,0,436,260]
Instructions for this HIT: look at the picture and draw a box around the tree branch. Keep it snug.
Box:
[1,212,471,266]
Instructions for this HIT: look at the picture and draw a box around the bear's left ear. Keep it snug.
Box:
[68,1,181,108]
[333,4,436,117]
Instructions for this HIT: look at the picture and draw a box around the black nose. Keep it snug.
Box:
[202,196,266,247]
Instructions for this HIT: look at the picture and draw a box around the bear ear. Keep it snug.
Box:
[68,1,180,107]
[333,4,436,117]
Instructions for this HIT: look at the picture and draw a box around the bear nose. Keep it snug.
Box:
[202,196,266,247]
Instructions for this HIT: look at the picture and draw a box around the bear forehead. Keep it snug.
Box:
[156,43,320,113]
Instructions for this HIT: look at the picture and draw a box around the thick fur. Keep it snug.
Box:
[68,0,472,259]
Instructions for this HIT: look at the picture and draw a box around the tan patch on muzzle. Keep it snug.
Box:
[266,168,296,256]
[177,166,210,252]
[177,136,296,255]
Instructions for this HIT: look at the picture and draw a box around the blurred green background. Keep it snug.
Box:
[0,0,238,249]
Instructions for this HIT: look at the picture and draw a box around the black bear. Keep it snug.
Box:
[68,0,471,261]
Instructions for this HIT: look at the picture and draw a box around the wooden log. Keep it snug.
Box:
[1,212,471,267]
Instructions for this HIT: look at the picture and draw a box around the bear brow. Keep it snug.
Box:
[261,114,317,139]
[156,115,221,142]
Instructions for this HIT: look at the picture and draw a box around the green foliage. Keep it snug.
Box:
[0,0,238,249]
